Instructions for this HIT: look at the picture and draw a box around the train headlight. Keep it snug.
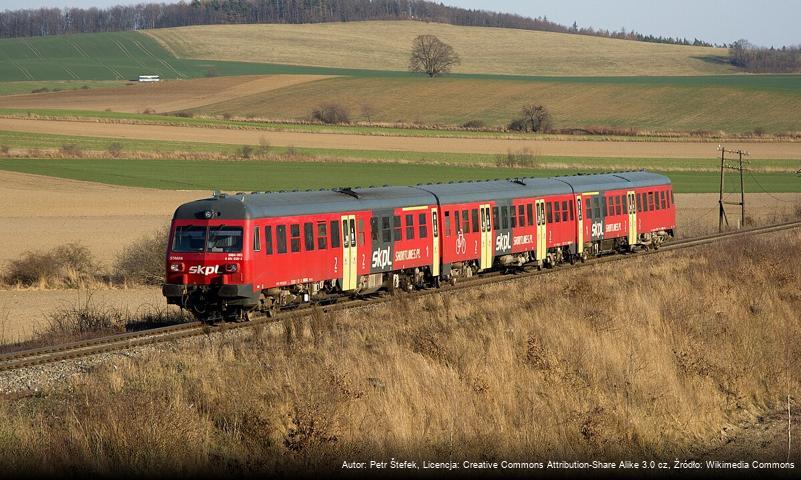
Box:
[204,210,214,219]
[225,263,239,273]
[170,262,185,272]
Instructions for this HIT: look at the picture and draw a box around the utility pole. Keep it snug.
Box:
[717,145,750,231]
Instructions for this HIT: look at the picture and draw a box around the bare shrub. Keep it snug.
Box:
[496,149,539,168]
[222,112,233,120]
[142,107,156,115]
[107,142,124,158]
[5,243,98,288]
[258,137,271,155]
[60,143,82,157]
[520,103,552,133]
[113,227,168,286]
[507,118,527,132]
[461,119,485,129]
[311,103,350,124]
[238,145,254,159]
[0,145,9,155]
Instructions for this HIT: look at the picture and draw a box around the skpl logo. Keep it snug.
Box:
[189,265,222,276]
[495,232,511,252]
[371,247,393,269]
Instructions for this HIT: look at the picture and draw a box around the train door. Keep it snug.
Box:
[340,215,357,291]
[535,199,546,262]
[479,203,492,270]
[431,208,440,277]
[627,191,637,247]
[575,195,584,255]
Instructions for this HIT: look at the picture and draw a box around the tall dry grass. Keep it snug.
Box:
[0,231,798,475]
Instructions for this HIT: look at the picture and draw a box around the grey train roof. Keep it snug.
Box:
[172,172,671,220]
[550,171,671,193]
[417,178,571,204]
[173,186,435,220]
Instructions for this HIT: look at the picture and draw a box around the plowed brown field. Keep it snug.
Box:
[0,75,331,113]
[2,118,801,158]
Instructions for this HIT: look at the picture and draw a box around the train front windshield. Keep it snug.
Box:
[172,226,243,253]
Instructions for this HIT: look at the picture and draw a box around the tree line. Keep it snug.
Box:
[0,0,713,47]
[729,39,800,73]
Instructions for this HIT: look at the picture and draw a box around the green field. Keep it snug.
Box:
[2,129,800,174]
[0,158,796,193]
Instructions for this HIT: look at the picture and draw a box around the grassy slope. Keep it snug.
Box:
[193,76,801,133]
[1,233,799,474]
[0,158,797,193]
[148,21,734,76]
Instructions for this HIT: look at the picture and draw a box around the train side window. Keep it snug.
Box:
[419,213,428,238]
[405,214,415,240]
[330,221,340,248]
[393,215,402,241]
[553,202,561,223]
[492,207,499,231]
[569,201,574,221]
[561,201,568,221]
[317,222,327,249]
[594,198,602,219]
[276,225,287,254]
[290,224,301,253]
[509,206,517,228]
[614,196,621,216]
[517,205,524,227]
[546,202,553,223]
[455,209,462,233]
[586,198,593,220]
[526,203,534,226]
[253,226,261,252]
[660,191,667,210]
[470,209,479,233]
[381,216,391,243]
[622,195,628,215]
[358,219,365,246]
[444,211,451,237]
[671,190,675,206]
[462,210,470,233]
[304,222,314,251]
[648,192,655,211]
[637,194,643,213]
[500,206,508,229]
[265,226,273,254]
[370,217,378,241]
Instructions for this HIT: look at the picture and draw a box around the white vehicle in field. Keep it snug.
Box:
[138,75,160,82]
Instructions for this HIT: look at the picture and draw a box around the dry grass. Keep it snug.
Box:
[0,231,798,474]
[147,21,732,76]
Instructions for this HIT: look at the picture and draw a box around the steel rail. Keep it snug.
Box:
[1,220,799,372]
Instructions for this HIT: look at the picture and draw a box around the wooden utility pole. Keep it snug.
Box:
[717,146,750,231]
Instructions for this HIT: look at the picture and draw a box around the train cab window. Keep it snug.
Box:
[462,210,470,233]
[276,225,287,254]
[381,217,391,243]
[393,216,402,241]
[171,226,206,253]
[445,211,451,237]
[405,214,415,240]
[660,191,667,210]
[317,222,327,249]
[419,213,428,238]
[370,217,379,241]
[546,202,553,223]
[207,226,243,253]
[290,224,301,253]
[500,206,508,229]
[471,209,479,233]
[492,207,499,231]
[265,226,273,254]
[330,221,340,248]
[303,222,314,251]
[526,204,534,226]
[253,226,261,252]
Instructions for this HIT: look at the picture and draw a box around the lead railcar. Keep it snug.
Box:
[162,172,675,321]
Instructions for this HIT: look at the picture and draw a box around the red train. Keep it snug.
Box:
[163,171,676,320]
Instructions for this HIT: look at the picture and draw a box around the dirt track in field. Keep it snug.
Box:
[1,118,801,158]
[0,75,330,114]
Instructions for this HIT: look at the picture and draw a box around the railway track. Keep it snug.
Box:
[1,220,799,372]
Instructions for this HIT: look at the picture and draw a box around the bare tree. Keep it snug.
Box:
[408,35,461,77]
[360,103,376,123]
[520,104,552,133]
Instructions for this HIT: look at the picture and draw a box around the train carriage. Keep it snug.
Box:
[163,171,676,321]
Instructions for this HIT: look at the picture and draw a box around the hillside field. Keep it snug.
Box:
[148,21,734,77]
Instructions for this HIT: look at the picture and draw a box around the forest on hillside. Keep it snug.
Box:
[0,0,713,47]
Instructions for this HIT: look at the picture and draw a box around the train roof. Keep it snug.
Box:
[417,178,571,204]
[171,171,672,220]
[550,171,671,193]
[173,186,435,220]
